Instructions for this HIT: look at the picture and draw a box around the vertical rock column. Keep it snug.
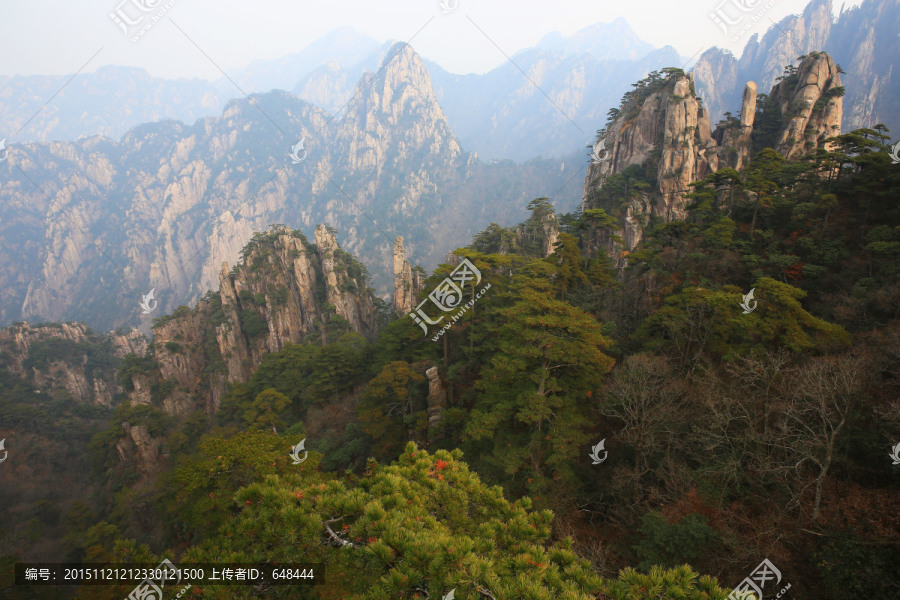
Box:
[392,236,423,314]
[425,366,446,444]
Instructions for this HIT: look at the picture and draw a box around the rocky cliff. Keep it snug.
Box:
[0,225,380,475]
[583,53,842,254]
[769,54,843,159]
[693,0,898,137]
[0,322,146,407]
[393,236,425,314]
[138,225,376,413]
[582,69,716,250]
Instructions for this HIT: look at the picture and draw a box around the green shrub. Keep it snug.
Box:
[239,310,268,338]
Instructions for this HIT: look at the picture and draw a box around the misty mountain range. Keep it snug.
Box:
[1,0,897,164]
[0,43,583,332]
[0,0,898,332]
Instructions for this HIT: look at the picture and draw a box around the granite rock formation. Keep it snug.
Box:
[0,321,146,407]
[583,53,842,255]
[392,236,424,315]
[693,0,897,136]
[0,43,580,332]
[145,226,376,413]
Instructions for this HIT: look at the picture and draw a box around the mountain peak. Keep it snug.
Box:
[535,19,654,61]
[380,41,417,69]
[343,41,453,134]
[333,41,461,174]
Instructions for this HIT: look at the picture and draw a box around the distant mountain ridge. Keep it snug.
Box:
[534,17,656,61]
[693,0,900,136]
[0,20,686,161]
[0,43,582,332]
[4,2,895,159]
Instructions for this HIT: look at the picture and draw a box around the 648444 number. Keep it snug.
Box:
[271,568,314,580]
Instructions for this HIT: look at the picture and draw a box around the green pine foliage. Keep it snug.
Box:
[164,444,728,600]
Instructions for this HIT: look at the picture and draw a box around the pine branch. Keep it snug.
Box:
[323,516,355,548]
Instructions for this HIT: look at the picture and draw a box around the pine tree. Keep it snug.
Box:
[464,259,615,497]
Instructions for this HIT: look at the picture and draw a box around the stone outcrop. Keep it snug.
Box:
[693,0,897,137]
[315,224,377,335]
[769,54,843,159]
[693,0,833,126]
[425,366,446,442]
[539,214,560,257]
[148,225,377,412]
[582,71,716,250]
[392,236,424,314]
[713,82,758,171]
[115,423,162,475]
[0,321,146,407]
[583,53,842,256]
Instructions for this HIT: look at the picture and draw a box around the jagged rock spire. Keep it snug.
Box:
[582,53,843,255]
[392,236,424,314]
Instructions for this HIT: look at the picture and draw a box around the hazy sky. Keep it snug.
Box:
[0,0,863,79]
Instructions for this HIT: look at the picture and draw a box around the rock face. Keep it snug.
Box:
[315,224,377,335]
[425,366,446,442]
[146,226,376,412]
[693,0,898,137]
[713,82,757,171]
[538,214,560,257]
[582,71,717,250]
[115,423,162,475]
[583,53,842,255]
[769,55,843,159]
[392,237,424,314]
[0,42,584,333]
[0,322,146,406]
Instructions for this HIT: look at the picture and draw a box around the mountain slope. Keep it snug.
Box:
[0,65,224,143]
